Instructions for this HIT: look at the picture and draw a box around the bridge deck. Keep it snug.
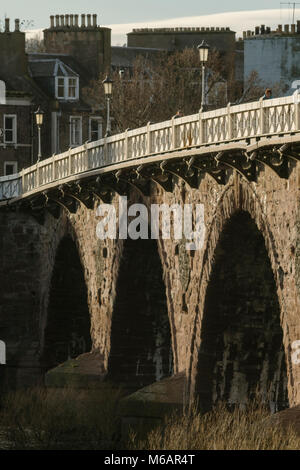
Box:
[1,93,300,204]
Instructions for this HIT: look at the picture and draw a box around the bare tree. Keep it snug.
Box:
[83,48,232,133]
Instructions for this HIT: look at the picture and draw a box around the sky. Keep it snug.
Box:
[2,1,300,44]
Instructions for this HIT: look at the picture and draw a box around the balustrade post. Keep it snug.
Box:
[147,122,152,154]
[199,109,203,144]
[293,90,300,131]
[124,129,129,160]
[36,162,39,188]
[20,168,25,194]
[104,137,108,165]
[53,158,56,181]
[68,149,72,175]
[227,102,233,140]
[172,117,176,149]
[259,97,265,135]
[84,143,88,170]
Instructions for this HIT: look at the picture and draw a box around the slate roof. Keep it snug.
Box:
[29,58,79,78]
[111,46,164,68]
[28,53,90,85]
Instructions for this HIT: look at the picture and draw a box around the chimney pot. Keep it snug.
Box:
[50,15,54,28]
[291,24,296,33]
[15,18,20,32]
[261,24,265,34]
[278,24,283,32]
[81,14,86,27]
[297,20,300,32]
[65,14,69,27]
[70,14,74,27]
[255,26,259,35]
[93,14,97,27]
[87,14,91,27]
[243,31,246,39]
[55,15,59,28]
[60,15,64,27]
[284,24,289,33]
[75,14,79,27]
[5,18,9,32]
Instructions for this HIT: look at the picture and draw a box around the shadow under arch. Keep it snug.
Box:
[41,236,91,371]
[107,237,173,393]
[196,210,289,412]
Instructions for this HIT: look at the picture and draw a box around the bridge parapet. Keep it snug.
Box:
[1,92,300,201]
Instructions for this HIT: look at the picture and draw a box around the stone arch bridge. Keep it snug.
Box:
[0,95,299,411]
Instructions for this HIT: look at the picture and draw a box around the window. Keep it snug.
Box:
[4,161,18,175]
[57,78,65,99]
[70,116,82,146]
[89,117,103,141]
[4,115,17,143]
[55,77,79,100]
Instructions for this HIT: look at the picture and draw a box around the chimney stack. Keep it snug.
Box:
[0,17,27,77]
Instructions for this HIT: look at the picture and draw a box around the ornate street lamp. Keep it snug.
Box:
[102,76,113,136]
[34,106,44,162]
[197,41,210,111]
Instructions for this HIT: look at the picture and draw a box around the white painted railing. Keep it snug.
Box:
[1,92,300,201]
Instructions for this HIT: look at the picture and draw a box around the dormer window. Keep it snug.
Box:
[54,60,79,100]
[56,76,79,100]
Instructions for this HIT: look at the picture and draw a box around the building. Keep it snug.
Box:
[0,14,111,177]
[127,27,236,58]
[243,21,300,92]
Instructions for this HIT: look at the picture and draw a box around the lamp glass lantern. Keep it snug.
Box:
[102,76,113,97]
[197,40,210,63]
[34,106,44,127]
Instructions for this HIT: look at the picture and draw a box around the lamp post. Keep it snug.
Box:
[34,106,44,162]
[102,76,113,137]
[197,41,210,111]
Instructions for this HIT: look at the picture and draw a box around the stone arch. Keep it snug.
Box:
[107,236,173,393]
[40,234,91,371]
[195,210,288,411]
[188,175,292,407]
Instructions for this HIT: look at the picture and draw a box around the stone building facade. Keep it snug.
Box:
[243,21,300,92]
[0,15,109,177]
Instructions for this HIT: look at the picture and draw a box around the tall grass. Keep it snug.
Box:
[0,388,299,450]
[129,402,300,450]
[0,386,123,450]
